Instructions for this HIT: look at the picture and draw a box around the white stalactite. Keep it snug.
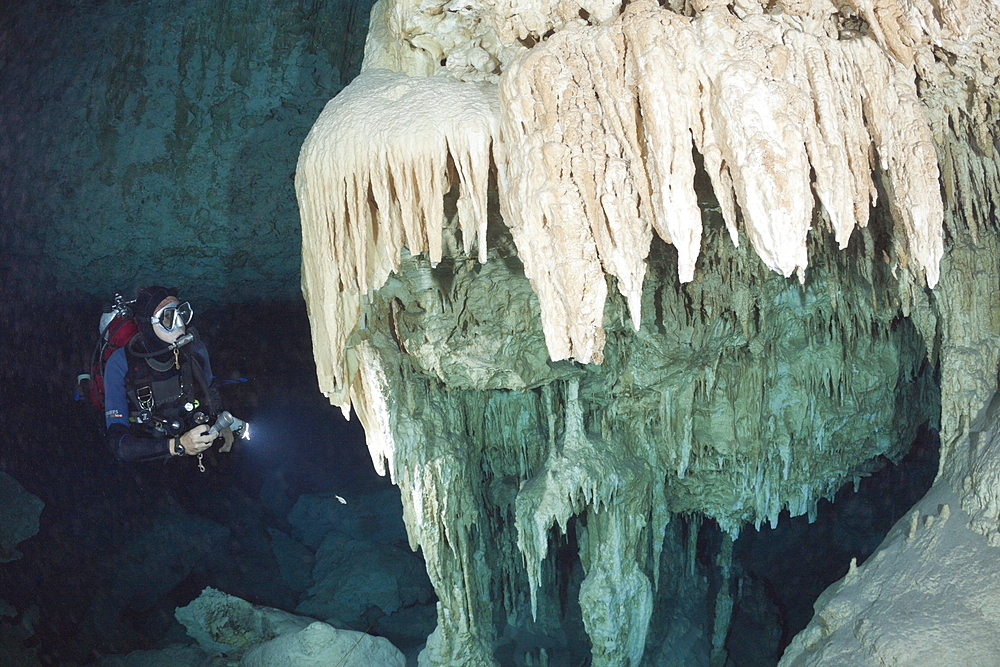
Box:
[299,0,946,399]
[296,69,499,410]
[497,0,943,363]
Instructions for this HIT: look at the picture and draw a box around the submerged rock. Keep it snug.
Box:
[173,587,406,665]
[242,620,405,667]
[0,472,43,563]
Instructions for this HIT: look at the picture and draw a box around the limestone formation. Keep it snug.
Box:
[170,588,406,666]
[780,393,1000,665]
[241,621,406,667]
[295,0,999,663]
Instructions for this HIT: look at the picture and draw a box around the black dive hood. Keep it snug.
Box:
[129,285,194,359]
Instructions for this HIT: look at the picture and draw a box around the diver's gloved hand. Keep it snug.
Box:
[220,427,235,453]
[179,425,215,455]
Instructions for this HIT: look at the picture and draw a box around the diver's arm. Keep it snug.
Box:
[106,423,213,461]
[187,331,213,379]
[194,335,223,408]
[106,423,173,462]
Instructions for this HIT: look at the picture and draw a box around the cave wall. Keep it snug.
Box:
[0,0,375,304]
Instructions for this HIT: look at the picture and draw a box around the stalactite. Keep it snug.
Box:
[297,68,499,411]
[578,505,654,666]
[300,4,947,407]
[291,0,998,661]
[494,0,942,364]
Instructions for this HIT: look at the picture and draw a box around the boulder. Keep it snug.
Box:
[241,620,405,667]
[0,472,43,562]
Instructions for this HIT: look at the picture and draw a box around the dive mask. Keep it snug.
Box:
[152,301,193,333]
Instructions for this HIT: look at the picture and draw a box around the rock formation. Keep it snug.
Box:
[782,392,1000,665]
[0,473,43,666]
[170,587,406,666]
[0,472,43,564]
[0,0,377,303]
[294,0,999,663]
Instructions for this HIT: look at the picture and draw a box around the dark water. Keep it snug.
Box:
[0,299,395,664]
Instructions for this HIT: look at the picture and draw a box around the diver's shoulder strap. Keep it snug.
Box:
[124,345,153,410]
[181,338,219,414]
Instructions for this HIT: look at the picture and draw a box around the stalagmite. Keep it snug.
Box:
[710,535,735,667]
[293,0,999,662]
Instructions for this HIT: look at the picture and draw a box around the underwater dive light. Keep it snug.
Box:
[207,410,250,440]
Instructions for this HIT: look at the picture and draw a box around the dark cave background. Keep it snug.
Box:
[0,1,939,665]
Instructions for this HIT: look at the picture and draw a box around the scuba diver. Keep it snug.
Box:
[102,286,246,467]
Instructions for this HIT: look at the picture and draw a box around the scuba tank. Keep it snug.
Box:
[76,292,139,410]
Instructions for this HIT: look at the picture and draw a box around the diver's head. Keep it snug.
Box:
[135,286,193,348]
